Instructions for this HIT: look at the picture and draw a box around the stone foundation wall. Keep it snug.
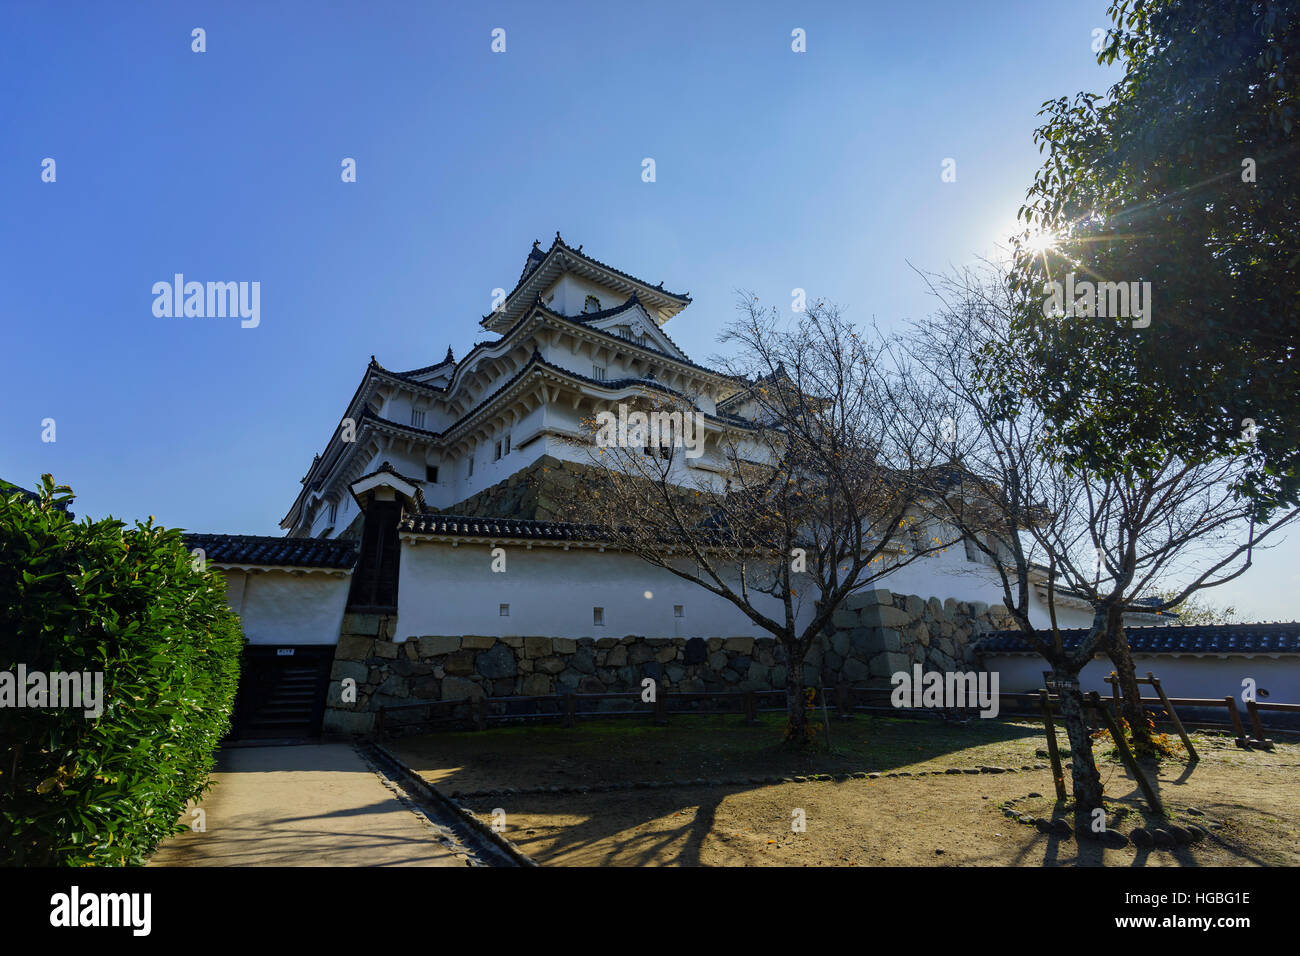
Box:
[322,589,1013,734]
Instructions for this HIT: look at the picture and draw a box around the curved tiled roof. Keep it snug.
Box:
[487,234,691,325]
[400,513,604,542]
[183,533,359,569]
[977,622,1300,656]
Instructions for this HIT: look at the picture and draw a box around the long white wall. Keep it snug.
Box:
[395,539,809,640]
[218,568,351,645]
[985,652,1300,715]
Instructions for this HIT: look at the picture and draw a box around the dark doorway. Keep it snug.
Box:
[347,499,401,612]
[228,645,334,740]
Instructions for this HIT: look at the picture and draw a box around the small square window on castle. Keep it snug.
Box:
[674,605,684,618]
[593,607,605,626]
[499,604,509,617]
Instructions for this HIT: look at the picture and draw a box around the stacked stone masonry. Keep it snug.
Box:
[323,589,1016,733]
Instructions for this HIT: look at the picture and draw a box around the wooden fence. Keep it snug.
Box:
[375,681,1300,741]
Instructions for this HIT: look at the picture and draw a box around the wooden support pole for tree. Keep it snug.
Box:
[563,693,576,728]
[743,690,758,726]
[1244,698,1272,748]
[1147,673,1196,762]
[473,696,487,731]
[1089,691,1162,816]
[1225,696,1249,747]
[1038,690,1067,803]
[820,686,834,749]
[653,687,668,726]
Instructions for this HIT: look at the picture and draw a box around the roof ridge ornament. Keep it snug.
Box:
[445,345,454,363]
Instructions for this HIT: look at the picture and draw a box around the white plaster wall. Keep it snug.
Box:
[867,544,1096,631]
[984,653,1300,714]
[217,568,351,645]
[395,540,810,640]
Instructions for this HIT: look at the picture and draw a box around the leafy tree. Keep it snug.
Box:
[1151,589,1240,625]
[1012,0,1300,515]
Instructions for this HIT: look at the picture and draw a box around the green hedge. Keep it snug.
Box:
[0,476,244,865]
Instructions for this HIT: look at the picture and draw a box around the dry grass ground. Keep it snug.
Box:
[388,713,1300,866]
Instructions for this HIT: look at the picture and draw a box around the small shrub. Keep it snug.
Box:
[0,476,244,865]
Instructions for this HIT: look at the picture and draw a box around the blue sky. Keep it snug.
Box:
[3,1,1293,619]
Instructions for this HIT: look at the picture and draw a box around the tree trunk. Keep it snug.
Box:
[1105,611,1156,756]
[784,642,809,745]
[1054,672,1105,831]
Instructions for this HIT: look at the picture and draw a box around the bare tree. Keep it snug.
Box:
[905,263,1298,823]
[564,295,954,745]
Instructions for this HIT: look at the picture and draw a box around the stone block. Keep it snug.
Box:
[373,640,399,659]
[842,657,870,681]
[723,637,754,653]
[462,636,496,650]
[832,608,860,629]
[860,604,912,629]
[536,656,566,675]
[571,649,597,674]
[522,673,552,696]
[477,643,518,679]
[440,676,485,701]
[869,651,911,677]
[552,638,577,654]
[323,709,374,734]
[341,613,381,637]
[335,635,373,660]
[605,645,628,666]
[445,649,476,676]
[418,636,460,657]
[524,637,551,659]
[655,644,677,663]
[629,643,656,665]
[376,674,409,698]
[331,660,368,683]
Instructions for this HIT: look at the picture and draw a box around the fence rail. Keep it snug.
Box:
[374,682,1300,739]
